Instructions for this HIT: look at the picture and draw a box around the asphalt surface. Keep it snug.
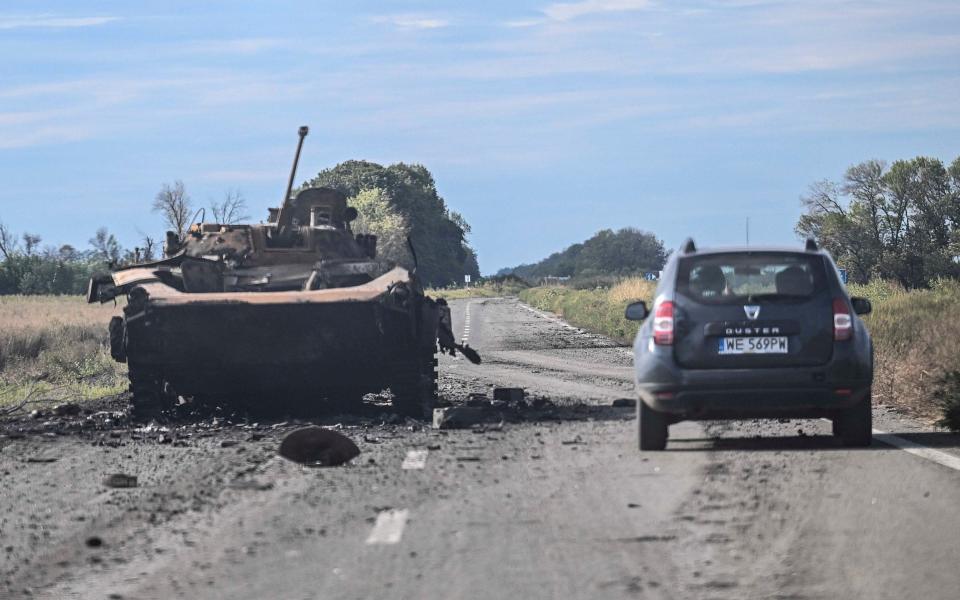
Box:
[2,296,959,599]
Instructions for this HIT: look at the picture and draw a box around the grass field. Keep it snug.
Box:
[521,277,960,424]
[0,295,127,411]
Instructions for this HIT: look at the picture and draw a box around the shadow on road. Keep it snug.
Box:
[667,431,960,452]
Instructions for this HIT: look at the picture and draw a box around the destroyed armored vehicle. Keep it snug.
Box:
[88,127,477,418]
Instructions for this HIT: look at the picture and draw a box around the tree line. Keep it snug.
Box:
[796,156,960,287]
[498,228,667,284]
[0,159,479,294]
[0,184,248,295]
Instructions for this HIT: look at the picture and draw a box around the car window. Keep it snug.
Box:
[677,253,827,304]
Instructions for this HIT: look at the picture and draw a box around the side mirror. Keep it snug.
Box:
[624,301,648,321]
[851,297,872,315]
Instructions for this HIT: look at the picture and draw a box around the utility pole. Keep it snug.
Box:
[746,217,750,246]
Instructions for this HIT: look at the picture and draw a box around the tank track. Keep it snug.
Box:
[127,364,176,420]
[390,346,439,419]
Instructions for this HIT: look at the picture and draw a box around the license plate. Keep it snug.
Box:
[717,336,788,355]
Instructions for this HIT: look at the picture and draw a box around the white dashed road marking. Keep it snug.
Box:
[461,302,472,344]
[401,449,429,470]
[365,509,409,545]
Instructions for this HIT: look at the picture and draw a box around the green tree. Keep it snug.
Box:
[349,188,410,266]
[305,161,479,286]
[501,228,666,282]
[796,156,960,287]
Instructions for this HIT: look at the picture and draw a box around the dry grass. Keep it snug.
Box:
[608,278,658,305]
[520,277,656,344]
[852,279,960,422]
[0,295,127,409]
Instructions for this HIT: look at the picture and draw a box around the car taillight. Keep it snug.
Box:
[833,298,852,341]
[653,299,674,345]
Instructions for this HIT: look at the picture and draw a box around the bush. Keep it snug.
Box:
[934,371,960,431]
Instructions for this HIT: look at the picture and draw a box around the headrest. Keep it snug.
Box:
[775,266,812,296]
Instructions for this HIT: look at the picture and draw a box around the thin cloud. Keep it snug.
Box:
[542,0,653,21]
[370,14,450,30]
[0,15,119,30]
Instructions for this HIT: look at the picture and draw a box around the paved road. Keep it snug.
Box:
[2,296,959,599]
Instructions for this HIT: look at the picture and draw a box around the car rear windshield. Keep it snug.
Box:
[676,252,828,305]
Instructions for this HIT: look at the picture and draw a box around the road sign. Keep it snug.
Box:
[837,268,848,284]
[643,272,658,281]
[464,274,471,284]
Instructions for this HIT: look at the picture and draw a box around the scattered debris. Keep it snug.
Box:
[158,434,172,444]
[432,406,485,429]
[229,479,275,491]
[561,436,585,445]
[427,444,442,451]
[103,473,138,488]
[219,440,238,448]
[612,398,636,408]
[278,426,360,467]
[85,536,104,548]
[493,388,525,402]
[456,456,481,462]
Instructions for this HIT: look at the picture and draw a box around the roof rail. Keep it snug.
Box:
[681,238,697,254]
[805,238,819,252]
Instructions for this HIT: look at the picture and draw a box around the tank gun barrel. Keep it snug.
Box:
[275,125,309,235]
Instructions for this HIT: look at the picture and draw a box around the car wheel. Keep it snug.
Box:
[837,389,872,447]
[638,400,668,451]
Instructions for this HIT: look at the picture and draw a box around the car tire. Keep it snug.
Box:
[836,390,872,447]
[638,400,668,451]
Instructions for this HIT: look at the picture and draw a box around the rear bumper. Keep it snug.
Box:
[637,386,869,419]
[633,336,872,419]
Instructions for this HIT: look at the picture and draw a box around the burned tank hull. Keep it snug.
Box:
[90,127,477,418]
[97,265,444,418]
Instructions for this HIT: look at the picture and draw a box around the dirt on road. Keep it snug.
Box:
[2,297,959,599]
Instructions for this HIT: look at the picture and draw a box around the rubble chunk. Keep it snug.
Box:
[53,403,82,416]
[103,473,138,488]
[432,407,484,429]
[612,398,636,408]
[493,388,525,402]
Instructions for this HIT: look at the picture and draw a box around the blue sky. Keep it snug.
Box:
[1,1,958,273]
